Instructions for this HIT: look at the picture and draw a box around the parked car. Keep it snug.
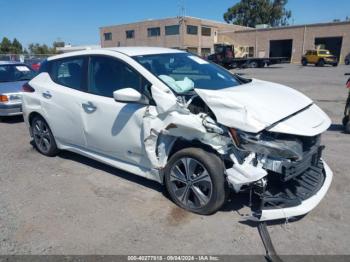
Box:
[22,47,333,221]
[0,61,36,119]
[24,58,44,71]
[343,73,350,133]
[301,49,338,67]
[345,53,350,65]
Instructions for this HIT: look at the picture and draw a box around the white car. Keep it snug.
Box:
[22,47,333,221]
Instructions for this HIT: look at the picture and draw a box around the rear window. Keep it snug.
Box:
[49,57,85,91]
[0,64,35,83]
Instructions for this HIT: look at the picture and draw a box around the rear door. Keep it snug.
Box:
[39,56,87,147]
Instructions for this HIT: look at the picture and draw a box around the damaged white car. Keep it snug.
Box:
[22,47,333,221]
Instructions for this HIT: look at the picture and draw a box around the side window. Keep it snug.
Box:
[88,56,150,98]
[50,57,84,91]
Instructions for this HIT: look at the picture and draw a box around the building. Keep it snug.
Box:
[219,21,350,64]
[99,16,249,57]
[100,17,350,64]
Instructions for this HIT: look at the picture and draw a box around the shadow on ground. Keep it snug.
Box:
[0,115,23,124]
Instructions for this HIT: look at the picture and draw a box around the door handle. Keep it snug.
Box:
[82,101,97,113]
[42,91,52,99]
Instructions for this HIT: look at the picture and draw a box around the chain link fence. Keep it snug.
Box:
[0,53,53,63]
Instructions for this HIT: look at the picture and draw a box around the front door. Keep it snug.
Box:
[79,55,152,168]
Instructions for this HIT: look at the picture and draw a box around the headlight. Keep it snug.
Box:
[233,130,303,161]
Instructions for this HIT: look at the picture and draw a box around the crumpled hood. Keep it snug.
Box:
[195,79,313,133]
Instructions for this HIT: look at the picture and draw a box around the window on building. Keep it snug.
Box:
[147,27,161,37]
[187,25,198,35]
[187,47,198,55]
[201,27,211,36]
[104,32,112,41]
[126,30,135,39]
[165,25,180,36]
[201,48,211,57]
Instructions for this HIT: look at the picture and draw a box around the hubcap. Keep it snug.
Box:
[32,120,51,153]
[169,157,213,209]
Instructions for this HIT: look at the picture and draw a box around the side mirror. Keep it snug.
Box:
[113,88,145,103]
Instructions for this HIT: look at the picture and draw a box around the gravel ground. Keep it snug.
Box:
[0,64,349,255]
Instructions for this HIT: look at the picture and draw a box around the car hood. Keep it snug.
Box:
[195,79,314,133]
[0,81,26,94]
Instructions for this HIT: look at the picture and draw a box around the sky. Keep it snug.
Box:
[0,0,349,48]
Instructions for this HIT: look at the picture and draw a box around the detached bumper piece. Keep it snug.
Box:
[249,159,333,221]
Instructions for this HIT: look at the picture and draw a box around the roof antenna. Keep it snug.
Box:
[178,0,186,22]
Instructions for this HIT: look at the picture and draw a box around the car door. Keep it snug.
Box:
[78,55,152,167]
[39,56,87,147]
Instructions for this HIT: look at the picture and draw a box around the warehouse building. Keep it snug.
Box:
[219,21,350,64]
[99,16,249,57]
[100,17,350,64]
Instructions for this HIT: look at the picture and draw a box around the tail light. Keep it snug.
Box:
[22,82,35,93]
[0,95,9,103]
[347,79,350,89]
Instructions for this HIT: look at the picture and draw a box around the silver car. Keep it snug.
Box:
[0,61,35,118]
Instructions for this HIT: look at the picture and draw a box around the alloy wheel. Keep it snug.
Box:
[32,119,52,154]
[169,157,213,209]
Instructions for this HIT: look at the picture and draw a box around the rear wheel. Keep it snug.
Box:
[31,116,59,156]
[249,61,258,68]
[345,59,349,65]
[164,148,227,215]
[301,59,308,66]
[332,63,338,67]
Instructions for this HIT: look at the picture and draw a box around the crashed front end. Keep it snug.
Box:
[145,73,332,221]
[224,129,332,221]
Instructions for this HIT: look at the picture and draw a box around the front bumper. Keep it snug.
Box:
[0,103,22,116]
[249,159,332,221]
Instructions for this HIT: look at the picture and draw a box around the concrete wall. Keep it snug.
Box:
[220,21,350,64]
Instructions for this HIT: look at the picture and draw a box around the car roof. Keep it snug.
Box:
[0,61,25,65]
[47,47,186,61]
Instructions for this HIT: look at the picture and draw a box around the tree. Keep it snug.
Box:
[224,0,292,27]
[0,37,12,53]
[11,38,23,54]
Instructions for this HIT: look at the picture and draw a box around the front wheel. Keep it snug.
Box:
[317,59,325,67]
[31,116,59,156]
[164,148,227,215]
[345,121,350,134]
[301,59,308,66]
[345,59,349,65]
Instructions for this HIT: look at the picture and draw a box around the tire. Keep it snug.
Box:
[249,61,258,68]
[332,63,338,67]
[345,121,350,134]
[301,59,308,66]
[164,147,227,215]
[317,59,325,67]
[345,59,349,65]
[31,116,59,156]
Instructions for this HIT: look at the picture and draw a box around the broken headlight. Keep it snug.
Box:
[234,131,304,161]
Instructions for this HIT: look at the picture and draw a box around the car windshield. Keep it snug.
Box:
[133,53,240,94]
[0,64,35,83]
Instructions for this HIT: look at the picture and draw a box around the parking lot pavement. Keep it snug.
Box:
[0,64,349,255]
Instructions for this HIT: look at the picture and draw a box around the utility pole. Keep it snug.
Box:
[177,0,186,49]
